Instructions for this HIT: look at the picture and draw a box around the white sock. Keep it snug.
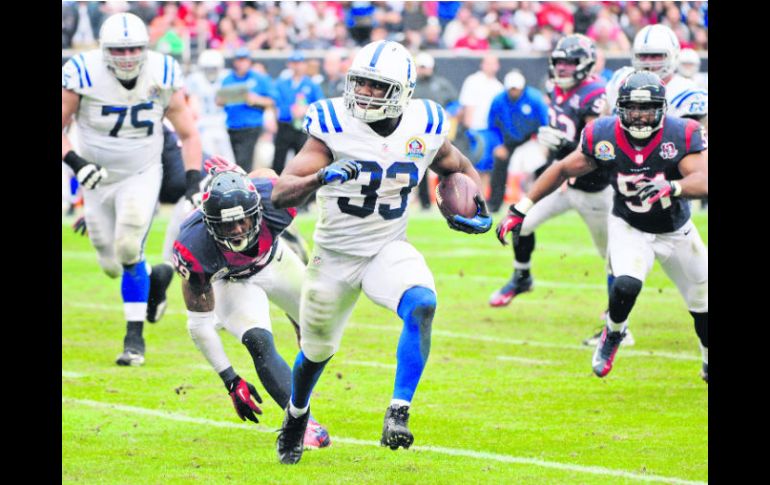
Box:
[289,401,309,418]
[390,398,410,408]
[513,261,531,271]
[606,313,627,333]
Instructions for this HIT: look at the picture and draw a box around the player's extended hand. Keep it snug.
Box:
[73,216,87,236]
[204,155,246,176]
[496,206,526,246]
[447,194,493,234]
[537,126,569,152]
[185,169,204,208]
[76,163,108,190]
[317,160,362,185]
[226,376,263,423]
[636,178,682,205]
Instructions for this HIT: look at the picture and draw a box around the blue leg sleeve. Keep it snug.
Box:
[393,286,436,402]
[122,260,150,303]
[290,351,331,409]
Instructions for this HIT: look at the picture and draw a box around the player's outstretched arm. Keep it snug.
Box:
[62,88,108,189]
[271,135,335,209]
[497,149,596,245]
[676,150,708,197]
[166,90,204,205]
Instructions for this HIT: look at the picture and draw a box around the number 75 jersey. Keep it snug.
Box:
[62,50,182,183]
[304,97,449,256]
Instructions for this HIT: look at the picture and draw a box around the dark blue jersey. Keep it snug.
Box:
[581,116,707,233]
[171,178,297,284]
[547,76,610,192]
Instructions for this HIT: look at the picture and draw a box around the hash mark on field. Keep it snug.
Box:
[62,397,706,485]
[62,371,85,378]
[496,356,555,365]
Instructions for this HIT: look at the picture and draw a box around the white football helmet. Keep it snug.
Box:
[198,49,225,83]
[343,40,417,122]
[632,24,680,80]
[99,12,150,81]
[677,48,701,79]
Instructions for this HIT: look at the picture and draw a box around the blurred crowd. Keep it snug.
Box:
[63,1,708,58]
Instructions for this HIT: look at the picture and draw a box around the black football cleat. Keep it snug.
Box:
[583,313,635,347]
[592,326,626,377]
[277,407,309,464]
[147,263,174,323]
[381,404,414,450]
[489,269,533,307]
[116,335,145,366]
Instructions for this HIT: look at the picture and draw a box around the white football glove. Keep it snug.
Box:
[76,163,108,190]
[537,126,569,152]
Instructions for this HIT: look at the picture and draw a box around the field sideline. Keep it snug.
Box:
[62,207,708,484]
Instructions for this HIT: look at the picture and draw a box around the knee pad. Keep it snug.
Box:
[398,286,437,330]
[116,232,143,266]
[611,275,643,299]
[686,280,708,313]
[300,340,337,363]
[99,256,122,278]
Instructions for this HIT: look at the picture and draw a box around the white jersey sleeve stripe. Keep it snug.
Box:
[313,102,330,133]
[69,57,85,89]
[163,55,169,86]
[435,102,445,135]
[324,99,343,133]
[77,54,93,87]
[672,90,708,108]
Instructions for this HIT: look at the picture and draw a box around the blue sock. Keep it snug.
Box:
[393,286,436,403]
[122,260,150,322]
[290,351,331,410]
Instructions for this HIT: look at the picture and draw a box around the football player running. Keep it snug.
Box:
[171,161,331,449]
[271,40,492,465]
[490,35,632,342]
[61,12,202,366]
[497,71,708,382]
[580,22,708,346]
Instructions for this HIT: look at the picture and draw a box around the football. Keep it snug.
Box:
[435,172,479,219]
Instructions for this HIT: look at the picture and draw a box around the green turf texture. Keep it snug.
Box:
[62,208,708,484]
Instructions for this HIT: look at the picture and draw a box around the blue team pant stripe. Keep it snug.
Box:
[78,54,92,87]
[435,103,444,134]
[314,102,329,133]
[422,99,434,134]
[70,57,84,89]
[369,41,388,68]
[324,100,342,132]
[163,56,169,85]
[673,90,708,108]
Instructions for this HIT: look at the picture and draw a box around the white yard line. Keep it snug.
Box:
[496,356,555,365]
[63,302,700,361]
[62,371,85,378]
[62,397,705,485]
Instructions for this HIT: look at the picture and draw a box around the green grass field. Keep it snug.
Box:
[62,207,708,484]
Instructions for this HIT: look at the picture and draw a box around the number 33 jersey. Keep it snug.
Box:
[581,115,707,234]
[62,50,183,183]
[304,97,449,257]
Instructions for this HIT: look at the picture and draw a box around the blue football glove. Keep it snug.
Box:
[447,194,493,234]
[316,160,362,185]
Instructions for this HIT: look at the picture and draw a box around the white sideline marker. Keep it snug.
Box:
[62,397,706,485]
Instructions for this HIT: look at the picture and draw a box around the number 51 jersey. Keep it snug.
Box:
[581,115,707,233]
[304,98,449,257]
[62,50,183,183]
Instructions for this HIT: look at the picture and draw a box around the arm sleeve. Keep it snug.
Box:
[187,311,233,374]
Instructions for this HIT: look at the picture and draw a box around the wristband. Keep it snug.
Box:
[63,150,88,172]
[512,197,534,215]
[671,181,682,197]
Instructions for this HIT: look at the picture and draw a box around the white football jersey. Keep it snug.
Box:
[606,66,708,119]
[305,97,450,257]
[62,50,183,183]
[185,69,228,130]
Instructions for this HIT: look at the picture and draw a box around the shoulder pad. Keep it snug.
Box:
[304,98,344,140]
[148,51,183,90]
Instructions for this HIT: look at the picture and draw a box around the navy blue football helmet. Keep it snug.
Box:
[549,34,597,89]
[616,71,667,140]
[201,171,262,252]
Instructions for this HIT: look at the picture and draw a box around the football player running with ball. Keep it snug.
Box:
[497,71,708,383]
[62,13,202,366]
[271,40,492,464]
[172,161,331,449]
